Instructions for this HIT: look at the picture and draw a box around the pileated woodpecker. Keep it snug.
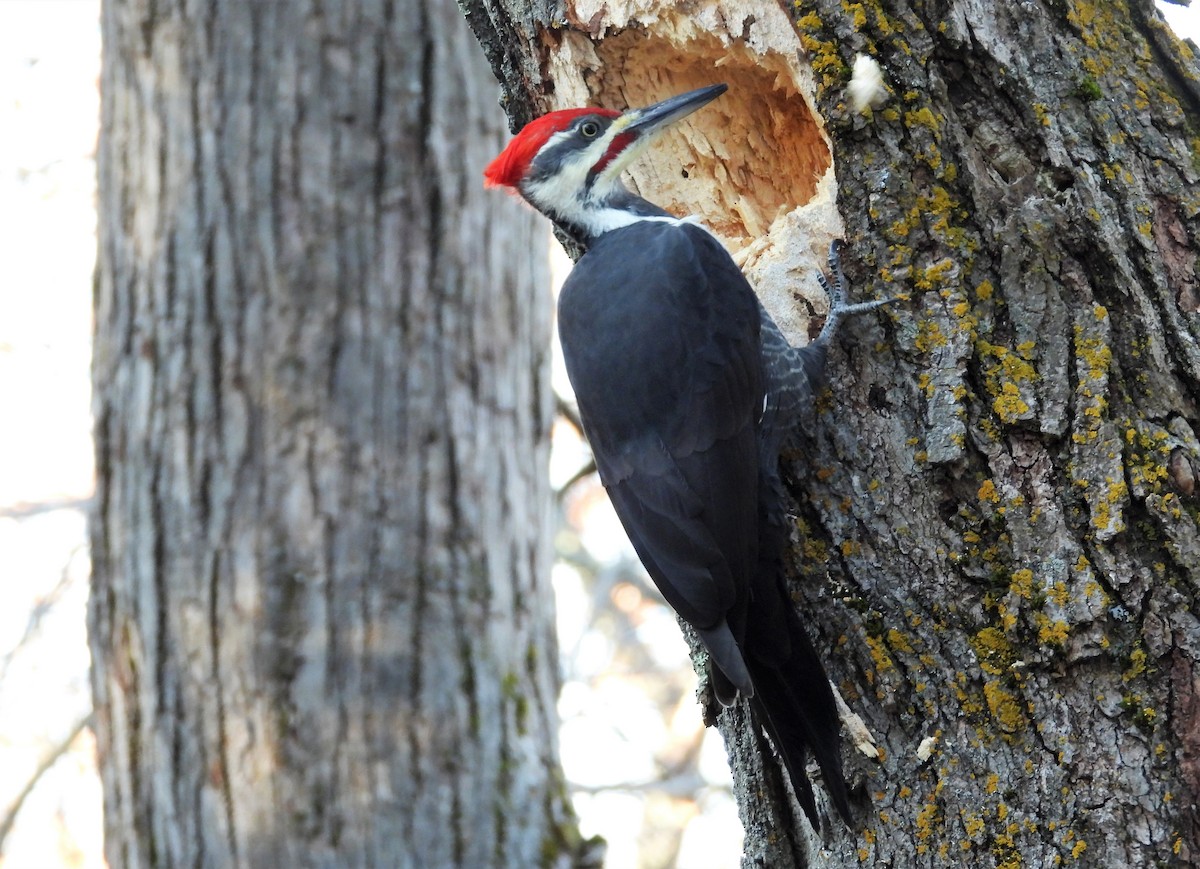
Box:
[486,84,887,827]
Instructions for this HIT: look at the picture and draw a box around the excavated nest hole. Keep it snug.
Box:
[587,29,831,245]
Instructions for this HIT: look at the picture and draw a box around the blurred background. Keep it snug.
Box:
[1,2,1196,867]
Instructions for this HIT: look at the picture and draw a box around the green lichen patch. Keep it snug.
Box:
[1074,75,1103,102]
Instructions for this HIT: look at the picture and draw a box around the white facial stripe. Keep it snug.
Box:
[524,124,617,215]
[523,116,696,239]
[524,158,593,217]
[590,130,648,189]
[560,209,706,239]
[541,127,585,152]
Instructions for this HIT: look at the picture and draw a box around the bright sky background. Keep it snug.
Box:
[1160,1,1200,40]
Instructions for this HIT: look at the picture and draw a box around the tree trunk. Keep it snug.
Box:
[461,0,1200,865]
[90,0,583,866]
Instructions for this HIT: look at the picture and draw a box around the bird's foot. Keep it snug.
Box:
[816,240,897,342]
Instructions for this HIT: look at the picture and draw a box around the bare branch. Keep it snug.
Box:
[555,396,584,435]
[0,544,85,684]
[0,714,93,856]
[555,459,597,500]
[0,497,92,520]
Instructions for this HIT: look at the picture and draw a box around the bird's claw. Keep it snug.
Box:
[817,240,897,342]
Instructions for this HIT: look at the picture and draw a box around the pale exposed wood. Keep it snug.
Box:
[544,0,843,346]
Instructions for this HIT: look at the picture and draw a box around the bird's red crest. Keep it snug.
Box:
[484,107,621,188]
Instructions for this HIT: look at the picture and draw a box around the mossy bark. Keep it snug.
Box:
[463,0,1200,866]
[90,0,579,866]
[788,1,1200,866]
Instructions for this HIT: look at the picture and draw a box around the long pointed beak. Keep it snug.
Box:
[621,84,727,136]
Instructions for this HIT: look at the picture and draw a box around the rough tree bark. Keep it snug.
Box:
[462,0,1200,866]
[90,0,584,866]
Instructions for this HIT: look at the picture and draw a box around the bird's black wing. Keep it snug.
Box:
[558,221,763,641]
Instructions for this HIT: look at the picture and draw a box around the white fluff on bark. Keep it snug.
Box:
[848,53,887,112]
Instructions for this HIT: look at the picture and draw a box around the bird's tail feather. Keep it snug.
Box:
[698,622,753,706]
[746,607,852,827]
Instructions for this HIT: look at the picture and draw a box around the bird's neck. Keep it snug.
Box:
[541,189,680,248]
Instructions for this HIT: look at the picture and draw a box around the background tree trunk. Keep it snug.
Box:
[462,0,1200,865]
[90,0,583,866]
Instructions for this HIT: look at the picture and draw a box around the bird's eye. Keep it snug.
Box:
[580,121,600,138]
